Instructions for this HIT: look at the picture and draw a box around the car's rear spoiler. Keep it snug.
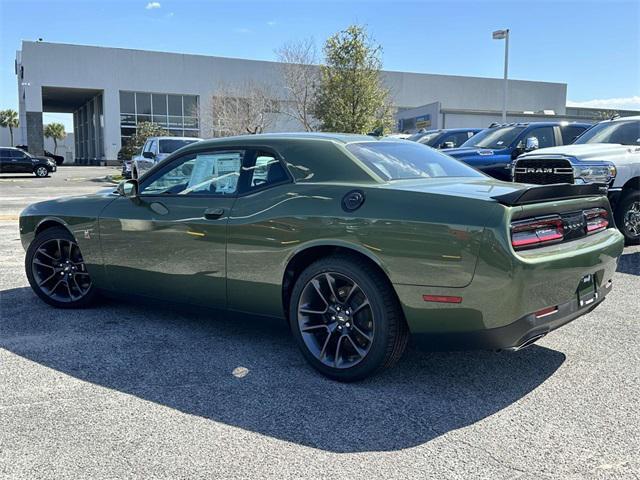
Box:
[491,183,608,206]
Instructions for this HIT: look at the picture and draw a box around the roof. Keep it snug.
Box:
[193,132,377,148]
[610,115,640,122]
[488,121,592,128]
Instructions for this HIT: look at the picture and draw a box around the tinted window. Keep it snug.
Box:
[0,149,10,159]
[440,131,471,148]
[462,126,525,149]
[159,139,199,154]
[10,149,27,158]
[346,141,484,180]
[136,93,151,115]
[142,151,244,196]
[560,125,587,144]
[574,120,640,146]
[525,126,555,149]
[120,92,135,114]
[244,152,289,190]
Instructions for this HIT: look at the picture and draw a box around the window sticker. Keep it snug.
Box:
[185,153,241,194]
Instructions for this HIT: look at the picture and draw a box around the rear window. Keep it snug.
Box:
[159,139,199,154]
[345,141,484,180]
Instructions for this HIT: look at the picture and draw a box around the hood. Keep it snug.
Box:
[380,177,526,203]
[520,143,640,163]
[443,146,507,159]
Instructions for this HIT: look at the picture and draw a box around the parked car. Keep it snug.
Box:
[131,136,202,179]
[20,133,623,381]
[16,145,65,165]
[444,122,592,180]
[514,116,640,243]
[117,147,135,179]
[407,128,482,149]
[0,147,56,177]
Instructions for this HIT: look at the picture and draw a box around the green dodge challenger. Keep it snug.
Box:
[20,133,624,381]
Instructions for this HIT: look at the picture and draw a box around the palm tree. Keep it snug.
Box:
[0,109,19,146]
[44,122,66,154]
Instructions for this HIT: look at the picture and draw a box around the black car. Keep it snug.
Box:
[16,145,65,165]
[407,128,482,149]
[0,147,56,177]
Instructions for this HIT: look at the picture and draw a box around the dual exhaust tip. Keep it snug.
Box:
[506,332,547,352]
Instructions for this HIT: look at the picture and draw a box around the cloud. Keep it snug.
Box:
[567,96,640,111]
[234,27,251,34]
[145,2,161,9]
[267,20,276,26]
[166,11,174,17]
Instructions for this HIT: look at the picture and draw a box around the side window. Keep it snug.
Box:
[142,140,151,153]
[141,150,244,196]
[0,149,9,159]
[10,150,26,159]
[442,132,471,148]
[244,151,289,191]
[561,126,586,145]
[525,127,555,149]
[149,140,157,155]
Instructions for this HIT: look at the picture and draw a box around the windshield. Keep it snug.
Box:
[346,141,484,180]
[573,120,640,146]
[461,126,525,149]
[407,131,440,143]
[159,139,199,154]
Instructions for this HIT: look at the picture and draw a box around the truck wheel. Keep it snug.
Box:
[25,227,97,308]
[289,255,409,382]
[615,191,640,244]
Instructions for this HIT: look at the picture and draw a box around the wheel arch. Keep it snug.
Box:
[620,176,640,196]
[34,217,75,239]
[281,240,397,321]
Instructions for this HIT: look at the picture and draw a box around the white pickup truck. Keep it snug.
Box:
[131,136,202,179]
[513,116,640,243]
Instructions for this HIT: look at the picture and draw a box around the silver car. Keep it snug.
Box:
[131,136,202,179]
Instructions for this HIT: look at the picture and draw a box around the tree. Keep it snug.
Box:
[313,25,393,134]
[205,81,276,137]
[43,122,66,154]
[0,109,19,146]
[120,121,167,160]
[275,38,319,131]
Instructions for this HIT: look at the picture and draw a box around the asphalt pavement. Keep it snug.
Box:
[0,166,639,479]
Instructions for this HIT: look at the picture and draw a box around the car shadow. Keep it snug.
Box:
[0,286,565,453]
[617,251,640,276]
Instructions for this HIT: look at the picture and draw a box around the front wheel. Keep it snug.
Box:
[615,191,640,244]
[289,255,409,382]
[25,227,97,308]
[34,166,49,177]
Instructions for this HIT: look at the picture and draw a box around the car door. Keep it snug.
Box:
[11,149,33,173]
[99,147,245,308]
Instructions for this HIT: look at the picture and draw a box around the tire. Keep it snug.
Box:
[289,254,409,382]
[34,166,49,178]
[25,226,97,308]
[614,190,640,244]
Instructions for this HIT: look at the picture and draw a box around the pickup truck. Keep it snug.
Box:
[443,122,591,181]
[131,136,202,179]
[514,116,640,243]
[407,128,482,149]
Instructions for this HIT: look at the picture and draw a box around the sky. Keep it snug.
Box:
[1,0,639,132]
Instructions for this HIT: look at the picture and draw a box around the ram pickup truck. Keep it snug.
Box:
[514,116,640,243]
[407,128,482,149]
[444,122,591,181]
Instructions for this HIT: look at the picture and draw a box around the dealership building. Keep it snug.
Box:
[10,40,632,163]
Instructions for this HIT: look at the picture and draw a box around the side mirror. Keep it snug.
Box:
[117,179,139,198]
[142,151,155,160]
[440,141,455,149]
[524,137,539,152]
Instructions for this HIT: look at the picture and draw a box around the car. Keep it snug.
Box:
[19,133,624,381]
[131,136,202,179]
[514,116,640,243]
[0,147,56,177]
[16,145,65,165]
[443,122,592,180]
[407,128,482,149]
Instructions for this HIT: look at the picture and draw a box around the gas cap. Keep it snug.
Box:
[342,190,365,212]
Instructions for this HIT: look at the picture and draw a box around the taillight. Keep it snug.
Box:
[584,208,609,234]
[511,215,564,249]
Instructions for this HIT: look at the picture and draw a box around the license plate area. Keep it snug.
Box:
[577,273,598,307]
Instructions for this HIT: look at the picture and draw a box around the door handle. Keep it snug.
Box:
[204,207,225,220]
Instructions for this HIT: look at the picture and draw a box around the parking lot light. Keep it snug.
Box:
[492,29,510,123]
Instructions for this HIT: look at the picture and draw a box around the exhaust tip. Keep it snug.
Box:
[507,333,547,352]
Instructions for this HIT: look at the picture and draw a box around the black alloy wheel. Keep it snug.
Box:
[290,255,409,382]
[25,227,96,308]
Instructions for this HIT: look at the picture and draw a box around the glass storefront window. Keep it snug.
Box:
[183,96,198,116]
[168,95,183,116]
[152,94,167,115]
[120,92,135,114]
[136,93,151,115]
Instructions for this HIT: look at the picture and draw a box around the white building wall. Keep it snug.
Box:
[16,41,569,161]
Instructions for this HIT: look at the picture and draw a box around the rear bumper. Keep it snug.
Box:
[410,280,611,351]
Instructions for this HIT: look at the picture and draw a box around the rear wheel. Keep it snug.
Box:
[289,255,409,382]
[615,190,640,244]
[34,166,49,178]
[25,227,96,308]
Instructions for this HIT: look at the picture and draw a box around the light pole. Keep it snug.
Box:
[492,29,510,123]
